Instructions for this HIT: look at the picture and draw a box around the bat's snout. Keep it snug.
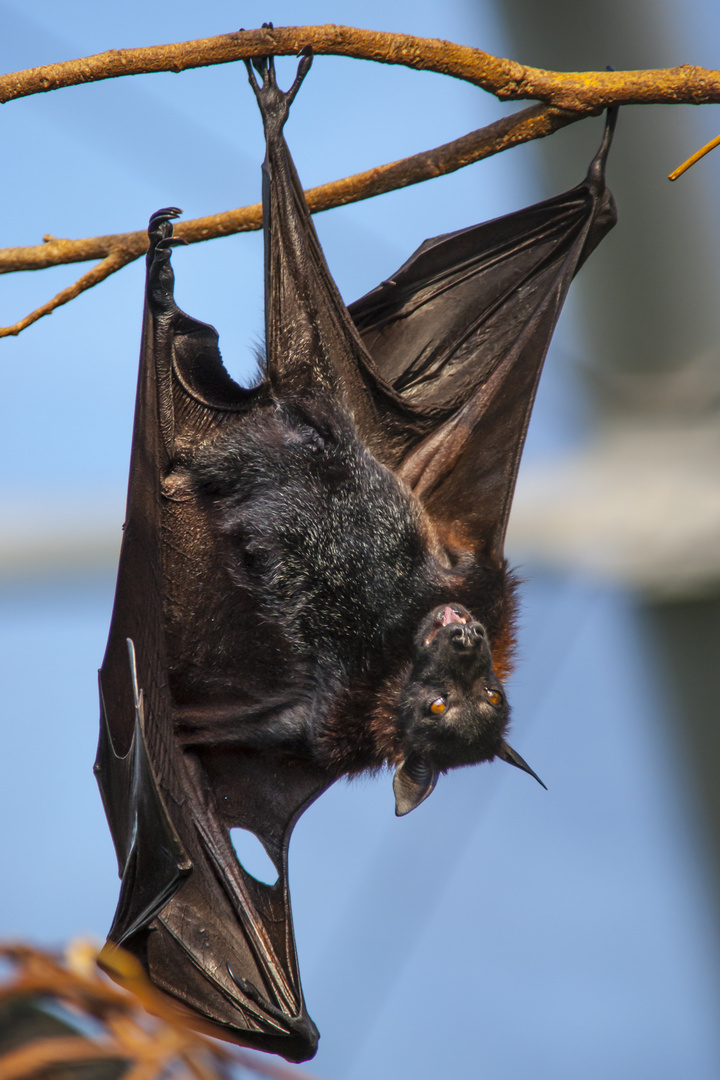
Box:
[422,603,476,646]
[448,620,486,651]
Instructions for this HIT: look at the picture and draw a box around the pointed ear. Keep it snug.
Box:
[393,757,438,816]
[497,742,547,790]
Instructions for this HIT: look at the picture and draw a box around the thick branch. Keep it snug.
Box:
[2,22,714,336]
[0,103,581,336]
[1,24,719,110]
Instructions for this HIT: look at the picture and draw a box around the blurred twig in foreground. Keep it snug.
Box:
[0,942,319,1080]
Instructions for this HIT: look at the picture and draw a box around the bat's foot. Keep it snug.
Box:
[146,208,186,313]
[245,24,312,138]
[147,206,182,254]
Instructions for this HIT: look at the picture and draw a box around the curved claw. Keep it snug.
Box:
[155,236,188,251]
[147,207,183,265]
[149,206,183,227]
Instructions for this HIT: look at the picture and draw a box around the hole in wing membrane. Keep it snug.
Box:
[230,827,280,886]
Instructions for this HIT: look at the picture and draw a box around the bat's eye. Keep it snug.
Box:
[429,697,447,715]
[485,688,503,708]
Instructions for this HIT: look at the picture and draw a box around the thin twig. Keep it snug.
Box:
[0,103,581,336]
[0,942,322,1080]
[669,132,720,179]
[0,251,132,337]
[0,25,719,111]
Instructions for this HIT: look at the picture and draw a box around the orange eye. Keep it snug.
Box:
[485,688,503,708]
[429,697,447,714]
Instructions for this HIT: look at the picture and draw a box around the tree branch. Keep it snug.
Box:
[0,103,580,336]
[0,252,133,337]
[1,24,719,110]
[2,22,719,335]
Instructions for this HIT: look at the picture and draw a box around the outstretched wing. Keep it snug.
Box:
[348,111,618,560]
[96,209,328,1061]
[256,59,616,564]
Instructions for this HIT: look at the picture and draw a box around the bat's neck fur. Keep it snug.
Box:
[167,392,517,775]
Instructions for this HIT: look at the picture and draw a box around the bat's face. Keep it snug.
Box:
[392,603,509,814]
[403,603,509,765]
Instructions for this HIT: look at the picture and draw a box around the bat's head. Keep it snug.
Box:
[393,603,543,815]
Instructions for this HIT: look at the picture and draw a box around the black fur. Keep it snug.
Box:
[174,392,511,778]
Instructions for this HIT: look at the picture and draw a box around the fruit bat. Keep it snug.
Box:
[95,48,617,1062]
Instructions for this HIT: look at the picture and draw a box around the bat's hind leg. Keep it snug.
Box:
[245,25,313,139]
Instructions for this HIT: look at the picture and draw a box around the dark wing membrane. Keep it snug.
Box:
[96,215,192,940]
[249,52,433,464]
[349,112,618,557]
[351,192,609,412]
[96,210,327,1061]
[96,642,191,946]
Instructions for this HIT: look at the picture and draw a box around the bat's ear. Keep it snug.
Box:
[393,756,438,816]
[497,742,547,790]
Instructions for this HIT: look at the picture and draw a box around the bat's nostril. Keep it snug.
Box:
[450,627,474,649]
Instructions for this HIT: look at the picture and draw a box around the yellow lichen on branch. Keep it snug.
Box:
[0,25,719,111]
[1,23,720,335]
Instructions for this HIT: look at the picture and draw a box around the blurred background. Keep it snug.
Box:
[1,1,720,1077]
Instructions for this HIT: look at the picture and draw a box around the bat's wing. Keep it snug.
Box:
[96,209,329,1061]
[253,48,615,563]
[348,111,618,560]
[248,48,433,464]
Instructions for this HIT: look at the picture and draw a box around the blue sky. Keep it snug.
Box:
[1,2,720,1078]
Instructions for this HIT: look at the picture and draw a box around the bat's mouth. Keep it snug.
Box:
[424,604,471,647]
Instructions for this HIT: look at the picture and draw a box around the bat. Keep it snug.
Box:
[95,45,617,1062]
